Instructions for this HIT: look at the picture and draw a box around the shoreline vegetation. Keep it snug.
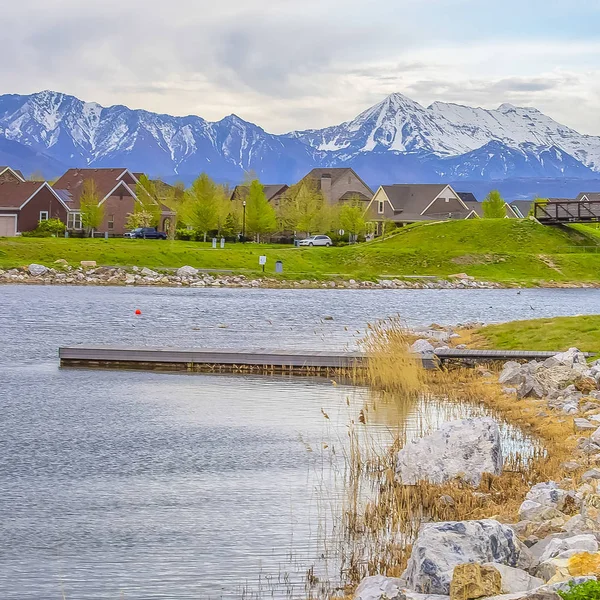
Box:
[331,318,600,600]
[4,220,600,288]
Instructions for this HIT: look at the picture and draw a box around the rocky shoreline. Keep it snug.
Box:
[354,344,600,600]
[2,262,598,289]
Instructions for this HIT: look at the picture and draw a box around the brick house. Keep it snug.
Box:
[0,171,70,236]
[297,168,373,205]
[52,168,175,235]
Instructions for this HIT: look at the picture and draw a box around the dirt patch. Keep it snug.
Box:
[538,254,563,274]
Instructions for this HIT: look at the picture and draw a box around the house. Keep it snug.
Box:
[0,166,25,184]
[52,168,174,235]
[509,201,534,218]
[366,184,474,231]
[297,168,373,205]
[0,178,70,236]
[463,200,520,219]
[230,184,289,208]
[576,193,600,202]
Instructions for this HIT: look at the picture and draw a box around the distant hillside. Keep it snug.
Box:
[1,90,600,198]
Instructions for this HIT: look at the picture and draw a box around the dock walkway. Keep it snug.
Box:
[58,346,591,375]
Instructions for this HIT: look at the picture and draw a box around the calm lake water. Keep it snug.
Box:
[1,285,599,599]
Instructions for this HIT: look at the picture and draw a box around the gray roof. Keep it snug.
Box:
[302,168,373,194]
[576,192,600,202]
[381,184,452,215]
[463,201,483,217]
[458,192,477,203]
[509,200,533,218]
[231,184,288,202]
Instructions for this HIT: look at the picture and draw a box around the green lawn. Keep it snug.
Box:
[3,219,600,283]
[474,315,600,354]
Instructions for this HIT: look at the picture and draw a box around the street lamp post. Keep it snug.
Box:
[242,200,246,242]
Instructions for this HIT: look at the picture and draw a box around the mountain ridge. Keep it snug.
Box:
[1,89,600,198]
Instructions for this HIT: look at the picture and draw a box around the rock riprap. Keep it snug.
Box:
[401,520,522,595]
[396,418,503,486]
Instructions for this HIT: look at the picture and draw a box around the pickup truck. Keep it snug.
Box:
[123,227,167,240]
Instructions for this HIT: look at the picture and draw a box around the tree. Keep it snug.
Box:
[246,179,277,242]
[482,190,506,218]
[214,184,231,236]
[530,197,548,217]
[80,179,105,236]
[339,198,367,242]
[183,173,219,241]
[279,177,330,236]
[134,174,162,228]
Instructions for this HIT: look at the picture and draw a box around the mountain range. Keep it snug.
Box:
[1,90,600,198]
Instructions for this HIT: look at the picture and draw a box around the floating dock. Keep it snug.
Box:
[58,346,590,376]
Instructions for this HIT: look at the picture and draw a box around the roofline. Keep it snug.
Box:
[365,186,395,213]
[505,203,520,218]
[117,169,140,185]
[98,180,140,206]
[465,209,480,219]
[420,185,469,216]
[0,167,25,183]
[18,182,72,211]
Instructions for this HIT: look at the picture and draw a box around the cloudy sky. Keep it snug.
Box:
[2,0,600,134]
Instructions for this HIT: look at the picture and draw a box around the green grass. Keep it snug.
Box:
[474,315,600,354]
[559,580,600,600]
[3,219,600,283]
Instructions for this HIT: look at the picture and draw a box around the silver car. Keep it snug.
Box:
[298,235,332,247]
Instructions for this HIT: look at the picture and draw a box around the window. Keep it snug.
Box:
[348,176,351,184]
[39,211,49,222]
[445,198,450,203]
[108,215,114,230]
[378,201,385,214]
[67,212,82,230]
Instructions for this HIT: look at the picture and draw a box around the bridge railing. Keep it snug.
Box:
[535,200,600,223]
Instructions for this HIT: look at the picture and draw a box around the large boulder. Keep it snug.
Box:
[396,418,503,486]
[450,563,501,600]
[28,263,48,276]
[549,348,588,369]
[537,535,598,564]
[401,520,522,595]
[177,265,199,278]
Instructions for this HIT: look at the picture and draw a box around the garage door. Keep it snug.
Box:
[0,215,17,237]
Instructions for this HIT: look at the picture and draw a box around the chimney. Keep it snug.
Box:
[320,174,332,203]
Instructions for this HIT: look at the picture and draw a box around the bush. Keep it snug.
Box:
[22,218,66,237]
[559,580,600,599]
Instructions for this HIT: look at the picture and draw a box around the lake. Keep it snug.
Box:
[1,285,598,599]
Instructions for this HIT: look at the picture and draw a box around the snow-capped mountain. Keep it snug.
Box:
[1,89,600,197]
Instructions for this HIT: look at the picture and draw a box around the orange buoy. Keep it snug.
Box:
[135,309,142,315]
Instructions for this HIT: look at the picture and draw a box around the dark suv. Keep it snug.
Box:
[124,227,167,240]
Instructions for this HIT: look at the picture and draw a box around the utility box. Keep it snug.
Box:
[275,260,283,274]
[212,238,217,248]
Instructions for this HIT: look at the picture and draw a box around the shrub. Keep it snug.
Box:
[559,580,600,599]
[22,218,66,237]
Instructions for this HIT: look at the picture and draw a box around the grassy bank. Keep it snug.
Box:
[471,315,600,354]
[4,219,600,283]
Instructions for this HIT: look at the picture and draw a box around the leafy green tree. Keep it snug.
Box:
[339,198,367,242]
[246,179,277,242]
[482,190,506,218]
[183,173,219,241]
[80,179,105,236]
[530,197,548,217]
[134,174,162,227]
[214,184,232,236]
[279,177,330,236]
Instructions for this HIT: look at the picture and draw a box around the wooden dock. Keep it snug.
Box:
[58,346,591,376]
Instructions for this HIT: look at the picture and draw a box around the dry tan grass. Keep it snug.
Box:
[333,320,584,589]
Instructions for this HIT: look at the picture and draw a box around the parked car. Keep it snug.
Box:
[298,235,332,247]
[124,227,167,240]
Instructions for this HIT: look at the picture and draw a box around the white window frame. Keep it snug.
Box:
[68,212,83,230]
[378,200,385,214]
[39,211,49,222]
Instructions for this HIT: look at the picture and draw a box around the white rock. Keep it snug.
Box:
[562,404,579,415]
[401,519,522,595]
[410,339,435,354]
[354,575,406,600]
[140,267,158,277]
[552,348,588,368]
[80,260,97,268]
[499,362,524,385]
[574,418,596,431]
[483,563,544,594]
[538,534,598,564]
[396,418,503,486]
[177,265,198,278]
[125,274,136,285]
[591,427,600,445]
[28,263,48,276]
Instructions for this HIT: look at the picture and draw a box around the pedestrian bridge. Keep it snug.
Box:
[535,200,600,224]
